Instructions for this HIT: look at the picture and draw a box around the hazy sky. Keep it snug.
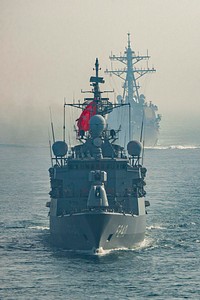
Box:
[0,0,200,144]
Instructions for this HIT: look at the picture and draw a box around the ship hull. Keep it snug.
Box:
[107,105,159,147]
[144,127,158,147]
[133,125,159,147]
[50,211,146,252]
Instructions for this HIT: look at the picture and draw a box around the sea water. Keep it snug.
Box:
[0,136,200,299]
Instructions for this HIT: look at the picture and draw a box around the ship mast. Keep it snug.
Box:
[105,33,156,105]
[90,58,104,113]
[64,58,130,139]
[65,58,127,116]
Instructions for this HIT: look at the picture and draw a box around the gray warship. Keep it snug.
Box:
[106,33,161,147]
[46,58,149,253]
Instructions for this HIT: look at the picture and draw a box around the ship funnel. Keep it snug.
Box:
[127,140,142,157]
[89,115,106,138]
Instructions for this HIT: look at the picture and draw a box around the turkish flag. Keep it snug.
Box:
[77,101,96,131]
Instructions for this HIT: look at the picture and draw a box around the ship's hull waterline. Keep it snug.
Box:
[50,211,146,252]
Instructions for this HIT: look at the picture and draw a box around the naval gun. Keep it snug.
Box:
[87,170,108,208]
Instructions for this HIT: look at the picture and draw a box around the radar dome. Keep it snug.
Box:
[52,141,68,157]
[89,115,106,137]
[127,140,142,157]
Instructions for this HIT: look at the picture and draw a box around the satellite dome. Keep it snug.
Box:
[127,140,142,157]
[89,115,106,137]
[52,141,68,157]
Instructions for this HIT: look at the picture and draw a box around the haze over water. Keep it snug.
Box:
[0,0,200,146]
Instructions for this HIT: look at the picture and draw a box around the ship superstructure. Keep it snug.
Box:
[105,33,161,147]
[46,59,149,253]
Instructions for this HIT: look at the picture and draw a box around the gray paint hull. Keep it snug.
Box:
[50,211,146,251]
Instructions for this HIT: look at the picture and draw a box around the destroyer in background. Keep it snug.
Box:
[46,59,149,253]
[106,33,161,147]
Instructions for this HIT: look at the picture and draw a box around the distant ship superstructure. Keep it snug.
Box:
[106,33,161,146]
[46,59,149,253]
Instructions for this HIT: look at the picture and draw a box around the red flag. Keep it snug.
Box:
[77,101,96,132]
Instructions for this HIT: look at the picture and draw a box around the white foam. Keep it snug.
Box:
[29,225,49,230]
[90,239,155,255]
[146,145,200,150]
[168,145,200,150]
[136,237,155,250]
[147,224,166,230]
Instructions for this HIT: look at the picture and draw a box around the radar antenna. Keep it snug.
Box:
[105,33,156,104]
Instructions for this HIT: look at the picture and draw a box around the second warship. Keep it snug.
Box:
[106,33,161,147]
[46,58,149,253]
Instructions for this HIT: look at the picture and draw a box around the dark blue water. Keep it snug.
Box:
[0,143,199,299]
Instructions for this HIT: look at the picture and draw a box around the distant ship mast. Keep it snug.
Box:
[105,33,156,104]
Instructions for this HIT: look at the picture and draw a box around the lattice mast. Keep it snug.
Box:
[105,33,156,104]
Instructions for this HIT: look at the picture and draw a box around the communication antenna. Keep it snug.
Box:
[140,111,144,143]
[140,111,145,164]
[63,98,66,142]
[48,129,53,167]
[49,107,55,143]
[128,103,131,141]
[142,140,145,165]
